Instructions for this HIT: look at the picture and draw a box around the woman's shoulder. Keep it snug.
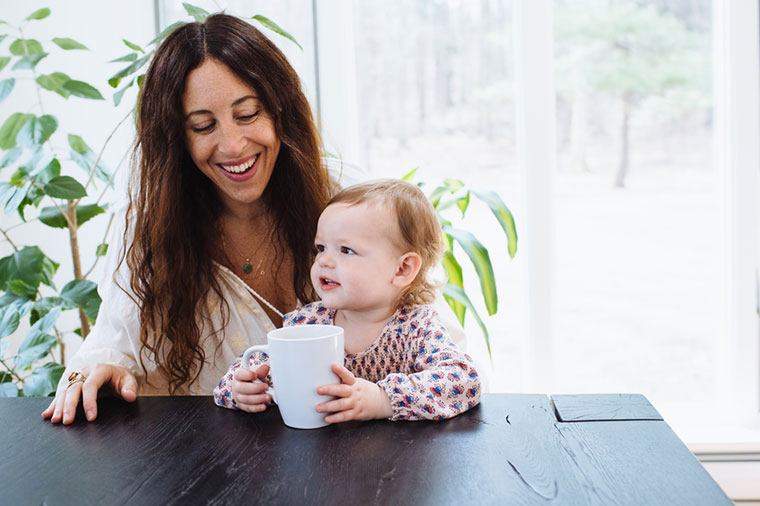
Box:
[282,300,335,326]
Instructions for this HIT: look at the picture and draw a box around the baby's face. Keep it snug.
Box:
[310,202,404,312]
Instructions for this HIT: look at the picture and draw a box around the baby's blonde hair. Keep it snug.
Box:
[328,179,443,308]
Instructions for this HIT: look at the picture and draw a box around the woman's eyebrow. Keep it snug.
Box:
[185,94,259,120]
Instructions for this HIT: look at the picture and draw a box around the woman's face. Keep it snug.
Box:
[182,58,281,216]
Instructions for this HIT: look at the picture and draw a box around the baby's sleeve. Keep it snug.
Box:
[376,313,481,421]
[212,351,271,410]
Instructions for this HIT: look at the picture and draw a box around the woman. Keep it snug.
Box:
[42,13,333,425]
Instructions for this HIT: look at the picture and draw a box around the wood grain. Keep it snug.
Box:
[0,394,728,505]
[551,393,663,422]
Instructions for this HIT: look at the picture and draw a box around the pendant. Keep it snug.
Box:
[242,260,253,274]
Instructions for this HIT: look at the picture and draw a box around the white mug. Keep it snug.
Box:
[242,324,344,429]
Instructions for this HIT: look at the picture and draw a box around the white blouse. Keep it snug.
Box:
[65,161,471,396]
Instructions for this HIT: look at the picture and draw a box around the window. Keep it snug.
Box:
[349,0,524,390]
[551,0,718,407]
[321,0,759,437]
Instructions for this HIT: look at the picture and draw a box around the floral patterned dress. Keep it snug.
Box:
[213,301,481,421]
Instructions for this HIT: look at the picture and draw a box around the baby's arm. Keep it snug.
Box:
[212,352,271,410]
[377,318,481,421]
[214,307,311,410]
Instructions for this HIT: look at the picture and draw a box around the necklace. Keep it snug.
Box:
[219,226,268,278]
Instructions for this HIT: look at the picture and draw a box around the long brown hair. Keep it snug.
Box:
[124,14,330,393]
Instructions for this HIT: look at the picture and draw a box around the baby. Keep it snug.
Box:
[213,179,481,422]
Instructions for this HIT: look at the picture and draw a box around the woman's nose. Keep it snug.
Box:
[217,121,247,156]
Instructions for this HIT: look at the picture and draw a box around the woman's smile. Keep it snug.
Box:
[216,153,260,182]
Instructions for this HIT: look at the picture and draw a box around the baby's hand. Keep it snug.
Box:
[232,364,273,413]
[315,363,393,423]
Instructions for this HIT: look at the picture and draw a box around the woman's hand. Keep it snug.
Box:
[41,364,138,425]
[315,363,393,423]
[231,363,273,413]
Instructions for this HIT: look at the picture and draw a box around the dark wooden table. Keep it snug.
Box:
[0,394,729,505]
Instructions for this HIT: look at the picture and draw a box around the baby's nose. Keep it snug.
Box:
[318,252,335,267]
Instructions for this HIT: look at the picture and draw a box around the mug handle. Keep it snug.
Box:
[241,345,276,403]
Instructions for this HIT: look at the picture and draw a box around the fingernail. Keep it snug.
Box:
[86,411,94,420]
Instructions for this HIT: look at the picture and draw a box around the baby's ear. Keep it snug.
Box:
[392,252,422,289]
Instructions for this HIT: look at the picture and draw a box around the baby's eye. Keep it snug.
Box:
[314,244,325,253]
[340,246,356,255]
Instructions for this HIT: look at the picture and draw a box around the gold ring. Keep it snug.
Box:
[66,371,86,389]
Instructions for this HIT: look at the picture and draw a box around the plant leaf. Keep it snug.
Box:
[30,158,60,185]
[113,78,134,106]
[0,57,10,72]
[36,72,72,99]
[22,362,65,397]
[456,191,470,217]
[401,167,418,181]
[183,3,210,22]
[52,37,88,50]
[0,246,58,295]
[441,251,465,324]
[122,39,144,53]
[96,243,108,256]
[472,190,518,258]
[12,52,48,70]
[39,203,105,228]
[443,284,491,357]
[60,279,101,322]
[443,226,498,315]
[33,296,75,318]
[149,21,185,46]
[0,183,27,216]
[0,305,20,338]
[429,185,447,208]
[16,114,58,148]
[44,175,87,199]
[9,166,27,186]
[62,80,104,100]
[26,8,51,21]
[69,150,112,187]
[0,147,22,169]
[109,52,138,63]
[252,15,303,50]
[0,113,31,150]
[108,53,151,88]
[443,178,464,193]
[0,78,14,103]
[67,133,89,155]
[15,333,57,369]
[9,38,43,55]
[0,293,34,318]
[15,307,61,369]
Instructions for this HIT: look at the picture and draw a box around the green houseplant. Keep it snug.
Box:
[0,3,517,397]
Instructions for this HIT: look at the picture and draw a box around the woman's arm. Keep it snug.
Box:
[42,207,142,425]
